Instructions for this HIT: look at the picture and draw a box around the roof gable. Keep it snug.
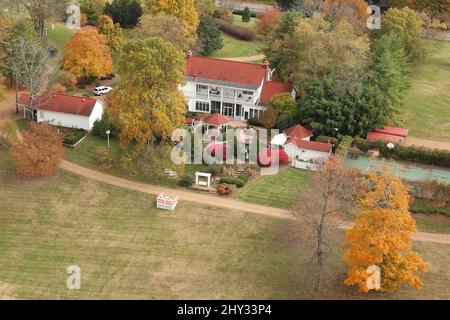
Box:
[260,81,294,103]
[284,124,313,139]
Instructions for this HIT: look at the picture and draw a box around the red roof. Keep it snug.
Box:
[185,56,268,86]
[285,138,332,153]
[202,113,230,126]
[185,117,194,124]
[366,131,403,142]
[374,126,409,138]
[260,81,294,103]
[284,124,313,140]
[19,92,98,116]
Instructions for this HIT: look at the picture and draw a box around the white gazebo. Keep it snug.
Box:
[195,172,212,188]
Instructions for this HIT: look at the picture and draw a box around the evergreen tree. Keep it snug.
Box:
[372,32,410,116]
[242,7,251,23]
[197,14,223,55]
[104,0,143,27]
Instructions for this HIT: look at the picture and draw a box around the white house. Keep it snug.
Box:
[19,92,104,131]
[181,55,295,121]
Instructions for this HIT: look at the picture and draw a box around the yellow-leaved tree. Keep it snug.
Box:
[343,167,428,292]
[145,0,199,38]
[107,38,186,154]
[63,26,112,79]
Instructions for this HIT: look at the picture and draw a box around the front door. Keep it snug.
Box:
[244,111,249,120]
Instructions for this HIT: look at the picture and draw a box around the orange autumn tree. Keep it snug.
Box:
[11,123,64,177]
[256,5,282,36]
[343,167,428,293]
[63,26,112,79]
[322,0,369,33]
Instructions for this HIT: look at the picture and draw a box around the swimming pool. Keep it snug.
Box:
[344,154,450,184]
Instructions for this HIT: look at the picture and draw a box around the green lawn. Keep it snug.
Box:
[209,34,264,59]
[47,25,74,55]
[64,135,206,188]
[233,14,258,30]
[1,151,450,299]
[399,41,450,142]
[235,166,310,209]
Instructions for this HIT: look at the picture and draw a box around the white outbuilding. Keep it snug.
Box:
[19,92,104,131]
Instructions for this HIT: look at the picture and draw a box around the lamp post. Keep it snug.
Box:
[106,130,111,149]
[387,142,395,150]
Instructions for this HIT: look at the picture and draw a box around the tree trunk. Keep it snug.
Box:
[15,75,19,114]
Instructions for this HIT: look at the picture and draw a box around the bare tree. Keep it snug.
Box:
[291,0,325,17]
[22,0,70,38]
[293,156,359,293]
[10,36,49,118]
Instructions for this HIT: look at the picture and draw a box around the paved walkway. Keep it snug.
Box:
[60,160,450,245]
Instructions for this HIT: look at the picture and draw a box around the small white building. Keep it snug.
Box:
[19,92,104,131]
[284,138,332,170]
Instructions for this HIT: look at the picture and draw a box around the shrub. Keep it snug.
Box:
[178,175,194,187]
[258,148,289,166]
[62,128,86,145]
[353,136,370,153]
[238,173,249,183]
[214,19,256,41]
[220,176,245,188]
[204,164,222,176]
[96,146,115,168]
[247,117,259,126]
[213,9,234,24]
[91,112,119,138]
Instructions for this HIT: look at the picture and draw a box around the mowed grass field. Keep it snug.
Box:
[0,152,450,299]
[235,166,310,209]
[399,41,450,142]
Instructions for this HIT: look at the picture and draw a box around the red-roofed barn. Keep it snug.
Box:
[19,92,104,131]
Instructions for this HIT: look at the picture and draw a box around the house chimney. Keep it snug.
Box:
[264,60,272,81]
[192,73,196,81]
[186,50,193,59]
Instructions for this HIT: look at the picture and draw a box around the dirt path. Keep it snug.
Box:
[223,54,265,62]
[60,160,450,244]
[403,137,450,151]
[60,160,293,220]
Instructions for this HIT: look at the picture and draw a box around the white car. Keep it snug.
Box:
[93,86,112,96]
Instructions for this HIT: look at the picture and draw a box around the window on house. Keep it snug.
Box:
[196,85,208,94]
[242,90,253,96]
[195,101,210,112]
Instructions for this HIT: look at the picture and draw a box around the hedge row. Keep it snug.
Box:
[354,138,450,168]
[214,19,257,41]
[335,136,353,159]
[232,9,257,18]
[220,176,245,188]
[410,200,450,218]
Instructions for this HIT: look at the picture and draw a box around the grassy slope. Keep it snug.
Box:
[0,151,449,299]
[399,42,450,142]
[209,34,264,59]
[235,166,310,209]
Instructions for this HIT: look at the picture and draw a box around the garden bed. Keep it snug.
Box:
[60,128,87,148]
